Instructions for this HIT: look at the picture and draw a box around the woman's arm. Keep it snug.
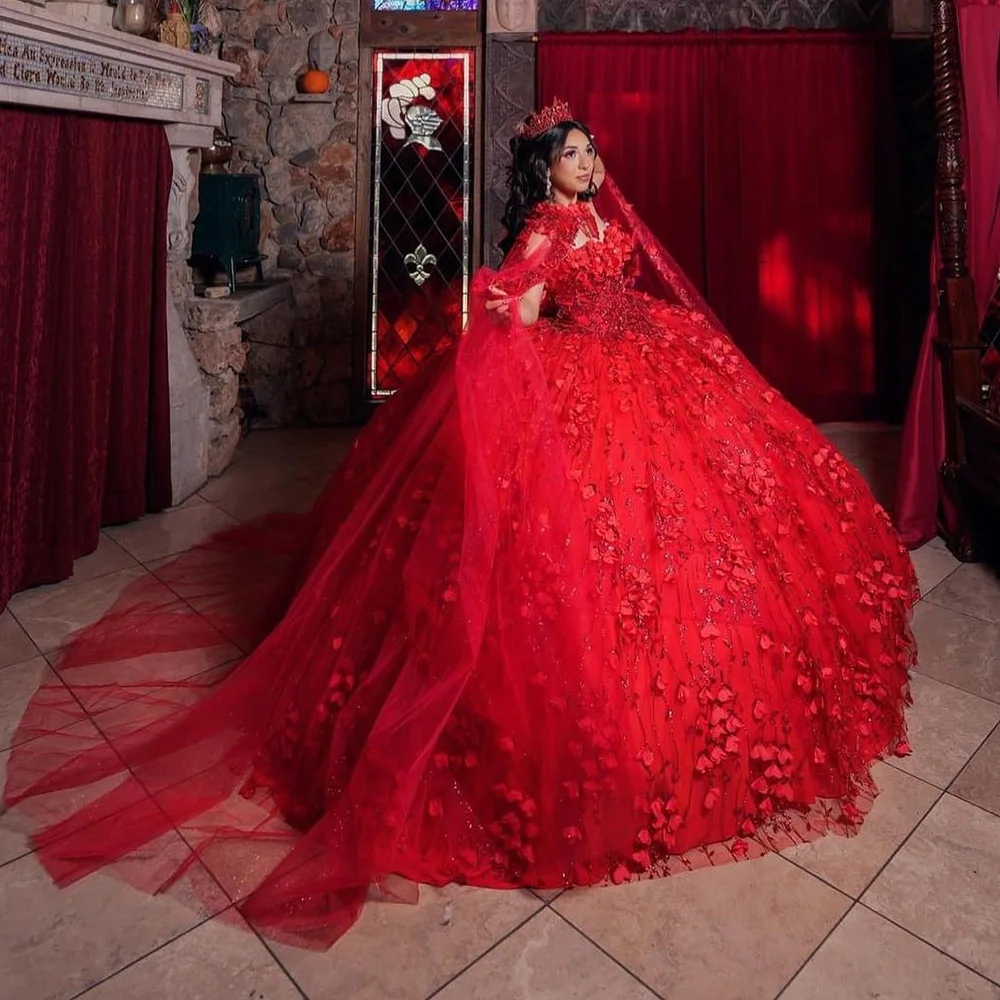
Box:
[485,231,547,326]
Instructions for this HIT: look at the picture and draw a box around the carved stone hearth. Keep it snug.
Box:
[166,136,212,501]
[0,0,237,504]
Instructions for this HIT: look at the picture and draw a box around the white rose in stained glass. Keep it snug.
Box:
[380,74,441,148]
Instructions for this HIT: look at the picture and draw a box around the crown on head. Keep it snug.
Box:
[515,98,574,140]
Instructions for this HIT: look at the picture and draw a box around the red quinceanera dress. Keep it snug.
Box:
[3,184,916,950]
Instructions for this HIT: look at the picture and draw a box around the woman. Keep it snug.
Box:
[3,101,916,950]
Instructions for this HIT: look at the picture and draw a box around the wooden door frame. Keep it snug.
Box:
[351,7,485,420]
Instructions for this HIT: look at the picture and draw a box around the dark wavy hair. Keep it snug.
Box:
[498,119,597,258]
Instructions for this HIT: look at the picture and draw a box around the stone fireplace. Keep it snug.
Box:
[0,0,237,505]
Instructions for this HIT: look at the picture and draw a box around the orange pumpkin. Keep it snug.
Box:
[298,69,330,94]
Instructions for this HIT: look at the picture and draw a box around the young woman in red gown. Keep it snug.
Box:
[3,101,916,949]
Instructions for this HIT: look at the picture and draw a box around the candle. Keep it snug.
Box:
[117,0,148,33]
[125,3,146,31]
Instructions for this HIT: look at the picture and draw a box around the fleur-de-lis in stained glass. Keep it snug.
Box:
[404,245,437,287]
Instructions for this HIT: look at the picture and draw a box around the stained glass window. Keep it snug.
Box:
[372,1,478,10]
[368,50,474,399]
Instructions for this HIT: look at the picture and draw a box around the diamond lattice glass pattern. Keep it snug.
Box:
[369,51,474,398]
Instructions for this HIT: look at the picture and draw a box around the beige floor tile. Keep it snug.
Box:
[0,835,230,1000]
[176,792,297,904]
[910,542,961,599]
[951,725,1000,819]
[79,912,300,1000]
[8,567,152,653]
[211,477,320,523]
[105,504,238,565]
[784,761,939,897]
[68,534,140,585]
[271,885,542,1000]
[911,600,1000,703]
[0,748,32,867]
[926,534,950,551]
[197,450,292,505]
[863,794,1000,983]
[0,718,148,868]
[782,904,1000,1000]
[239,427,356,481]
[278,448,353,483]
[891,672,1000,788]
[434,907,657,1000]
[0,656,63,750]
[0,609,38,669]
[553,854,850,1000]
[925,563,1000,627]
[170,492,210,510]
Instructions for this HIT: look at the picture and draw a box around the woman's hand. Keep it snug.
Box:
[591,155,606,194]
[485,285,511,317]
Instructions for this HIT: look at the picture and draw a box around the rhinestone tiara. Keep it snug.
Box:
[515,98,574,140]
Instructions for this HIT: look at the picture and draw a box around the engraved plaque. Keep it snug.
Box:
[0,30,185,110]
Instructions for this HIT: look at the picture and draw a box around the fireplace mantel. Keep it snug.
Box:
[0,0,236,145]
[1,0,241,505]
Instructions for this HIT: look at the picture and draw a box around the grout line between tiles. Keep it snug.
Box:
[856,899,1000,990]
[915,564,962,600]
[945,715,1000,820]
[0,648,44,673]
[67,905,228,1000]
[779,769,1000,995]
[7,565,150,656]
[249,933,311,1000]
[542,903,672,1000]
[919,592,1000,632]
[904,664,1000,708]
[781,780,946,904]
[553,905,670,999]
[423,903,552,1000]
[772,899,858,1000]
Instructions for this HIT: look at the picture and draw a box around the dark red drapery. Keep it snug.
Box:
[0,108,173,608]
[538,32,891,423]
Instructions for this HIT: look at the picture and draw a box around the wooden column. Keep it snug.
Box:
[931,0,980,560]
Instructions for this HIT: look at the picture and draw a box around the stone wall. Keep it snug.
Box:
[215,0,359,427]
[186,283,293,471]
[537,0,893,30]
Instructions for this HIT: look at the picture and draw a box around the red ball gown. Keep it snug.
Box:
[3,182,916,950]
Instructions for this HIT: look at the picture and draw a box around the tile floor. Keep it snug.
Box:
[1,424,999,1000]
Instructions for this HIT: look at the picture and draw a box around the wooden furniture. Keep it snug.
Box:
[932,0,1000,562]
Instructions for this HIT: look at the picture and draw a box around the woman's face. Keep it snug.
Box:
[549,128,596,204]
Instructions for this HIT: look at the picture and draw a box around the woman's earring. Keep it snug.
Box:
[545,171,552,199]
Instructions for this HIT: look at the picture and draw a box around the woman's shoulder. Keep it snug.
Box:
[524,200,590,236]
[511,203,591,261]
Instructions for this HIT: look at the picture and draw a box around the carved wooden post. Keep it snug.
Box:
[932,0,968,281]
[932,0,980,559]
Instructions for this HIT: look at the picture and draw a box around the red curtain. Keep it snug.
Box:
[0,109,173,607]
[895,1,1000,548]
[538,32,891,423]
